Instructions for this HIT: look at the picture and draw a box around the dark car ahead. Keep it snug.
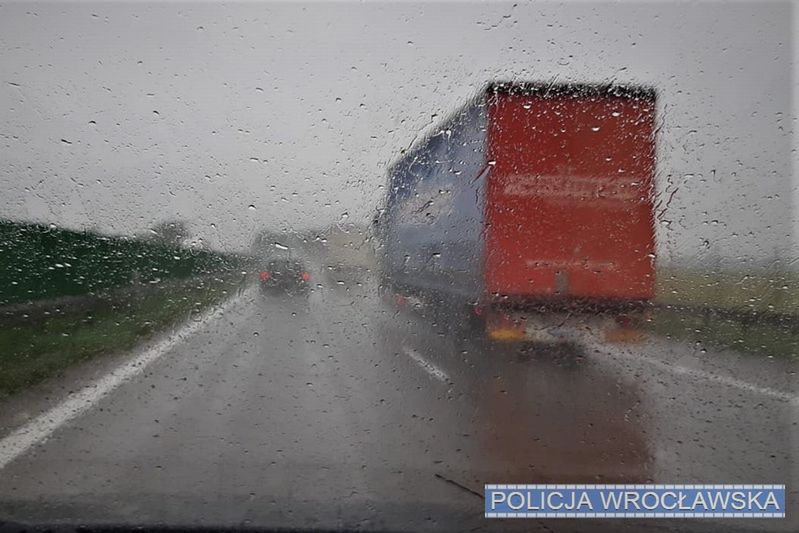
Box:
[258,258,311,294]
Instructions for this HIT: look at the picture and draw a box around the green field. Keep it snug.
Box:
[0,276,244,397]
[652,267,798,359]
[0,219,249,397]
[649,308,798,359]
[656,267,798,314]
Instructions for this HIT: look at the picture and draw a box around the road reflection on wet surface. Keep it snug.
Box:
[0,266,794,532]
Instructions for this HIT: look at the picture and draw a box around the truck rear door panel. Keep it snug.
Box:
[484,90,656,301]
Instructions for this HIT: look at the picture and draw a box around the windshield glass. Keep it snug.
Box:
[0,2,795,532]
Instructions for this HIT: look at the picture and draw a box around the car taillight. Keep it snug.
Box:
[259,271,270,280]
[301,271,310,281]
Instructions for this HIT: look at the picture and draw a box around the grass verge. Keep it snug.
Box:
[656,267,798,314]
[0,275,245,398]
[650,267,798,359]
[648,308,798,360]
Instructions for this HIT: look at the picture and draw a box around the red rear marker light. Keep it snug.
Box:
[259,271,270,281]
[301,271,310,281]
[615,314,641,328]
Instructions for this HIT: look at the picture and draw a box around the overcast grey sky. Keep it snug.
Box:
[0,1,795,266]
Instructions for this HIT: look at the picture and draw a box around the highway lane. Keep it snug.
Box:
[0,267,795,531]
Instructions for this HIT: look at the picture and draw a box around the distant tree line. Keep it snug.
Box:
[0,220,244,306]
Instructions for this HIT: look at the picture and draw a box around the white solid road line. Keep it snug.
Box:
[403,346,451,384]
[587,340,799,405]
[0,287,252,471]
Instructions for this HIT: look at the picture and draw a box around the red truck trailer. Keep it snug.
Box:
[381,82,657,343]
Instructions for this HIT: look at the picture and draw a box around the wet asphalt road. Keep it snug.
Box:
[0,263,795,532]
